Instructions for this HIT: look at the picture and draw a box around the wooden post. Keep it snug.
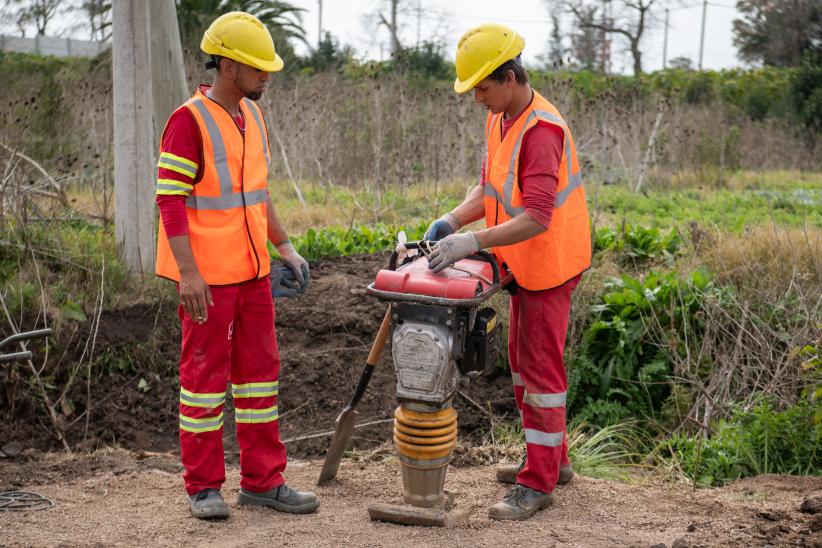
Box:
[112,0,155,275]
[149,0,188,147]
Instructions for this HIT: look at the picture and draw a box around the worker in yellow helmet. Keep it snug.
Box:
[154,12,318,519]
[425,23,592,521]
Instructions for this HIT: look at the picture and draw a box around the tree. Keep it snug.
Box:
[548,14,565,69]
[378,0,402,57]
[302,31,355,73]
[5,0,63,36]
[570,5,604,70]
[733,0,822,67]
[79,0,112,42]
[565,0,661,75]
[176,0,307,64]
[668,55,693,70]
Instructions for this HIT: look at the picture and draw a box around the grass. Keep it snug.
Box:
[590,182,822,232]
[487,420,651,482]
[276,170,822,235]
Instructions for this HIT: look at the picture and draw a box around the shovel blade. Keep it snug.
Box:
[317,408,359,485]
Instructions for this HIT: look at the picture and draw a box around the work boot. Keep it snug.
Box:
[189,488,230,520]
[237,484,320,514]
[496,455,574,486]
[488,484,554,521]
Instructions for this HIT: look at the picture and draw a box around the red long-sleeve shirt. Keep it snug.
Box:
[481,112,564,229]
[156,86,245,238]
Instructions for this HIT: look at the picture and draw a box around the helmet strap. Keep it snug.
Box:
[205,55,220,70]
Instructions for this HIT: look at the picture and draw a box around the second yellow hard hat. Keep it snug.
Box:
[201,11,284,73]
[454,23,525,94]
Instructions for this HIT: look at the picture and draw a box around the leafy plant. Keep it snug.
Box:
[285,221,428,261]
[568,268,728,426]
[661,398,822,486]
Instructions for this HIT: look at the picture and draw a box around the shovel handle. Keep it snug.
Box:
[367,306,392,366]
[347,306,392,410]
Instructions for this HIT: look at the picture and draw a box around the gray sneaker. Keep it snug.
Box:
[189,488,230,520]
[237,484,320,514]
[496,455,574,486]
[488,484,554,521]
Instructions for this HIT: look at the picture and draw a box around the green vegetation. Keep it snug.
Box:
[661,399,822,486]
[592,176,822,231]
[568,268,727,427]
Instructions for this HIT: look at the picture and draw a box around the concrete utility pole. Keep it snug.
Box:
[150,0,188,147]
[698,0,707,69]
[112,0,155,275]
[662,8,669,69]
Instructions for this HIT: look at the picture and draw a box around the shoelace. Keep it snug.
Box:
[194,488,220,502]
[504,484,529,501]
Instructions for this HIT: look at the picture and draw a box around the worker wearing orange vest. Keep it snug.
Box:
[154,12,319,520]
[425,24,592,521]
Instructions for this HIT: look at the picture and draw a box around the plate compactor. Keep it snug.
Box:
[318,242,510,527]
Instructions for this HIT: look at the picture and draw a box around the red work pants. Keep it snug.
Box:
[508,274,580,494]
[177,277,286,496]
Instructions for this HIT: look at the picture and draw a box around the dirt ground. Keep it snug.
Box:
[1,450,821,547]
[1,253,515,458]
[3,254,822,546]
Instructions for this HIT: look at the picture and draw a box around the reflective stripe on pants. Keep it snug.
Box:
[178,277,286,496]
[508,274,580,494]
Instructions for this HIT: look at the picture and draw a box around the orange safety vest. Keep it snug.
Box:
[155,90,271,285]
[483,91,591,291]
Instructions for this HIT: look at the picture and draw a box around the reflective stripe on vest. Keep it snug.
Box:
[186,99,268,211]
[483,109,584,217]
[155,89,271,285]
[482,91,591,291]
[243,98,270,169]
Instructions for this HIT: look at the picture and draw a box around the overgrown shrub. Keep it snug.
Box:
[567,268,729,427]
[662,398,822,486]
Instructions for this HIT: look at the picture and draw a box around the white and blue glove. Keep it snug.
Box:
[423,213,460,242]
[427,232,479,273]
[270,263,301,299]
[275,241,310,294]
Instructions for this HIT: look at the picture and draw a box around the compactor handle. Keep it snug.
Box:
[388,241,500,286]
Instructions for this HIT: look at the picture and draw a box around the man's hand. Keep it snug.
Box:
[179,270,213,324]
[427,232,480,273]
[423,213,460,242]
[270,263,301,299]
[276,241,310,293]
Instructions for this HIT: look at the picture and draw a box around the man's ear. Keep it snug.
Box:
[507,69,516,87]
[219,58,236,78]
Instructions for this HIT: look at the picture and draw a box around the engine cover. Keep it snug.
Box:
[391,319,460,404]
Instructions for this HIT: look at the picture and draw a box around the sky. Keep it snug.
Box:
[288,0,745,73]
[5,0,746,74]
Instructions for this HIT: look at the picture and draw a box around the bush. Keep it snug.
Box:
[662,398,822,486]
[287,221,428,261]
[790,55,822,133]
[568,268,729,427]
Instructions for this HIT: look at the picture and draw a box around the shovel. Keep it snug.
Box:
[317,305,392,485]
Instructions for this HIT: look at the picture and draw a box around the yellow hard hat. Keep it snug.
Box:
[201,11,284,73]
[454,23,524,94]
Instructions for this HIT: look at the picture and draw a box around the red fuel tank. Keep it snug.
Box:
[373,257,496,299]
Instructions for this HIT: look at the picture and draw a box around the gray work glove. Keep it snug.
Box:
[427,232,480,273]
[276,241,310,293]
[423,213,460,242]
[270,263,301,299]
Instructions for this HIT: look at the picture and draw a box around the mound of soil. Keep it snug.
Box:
[0,253,517,458]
